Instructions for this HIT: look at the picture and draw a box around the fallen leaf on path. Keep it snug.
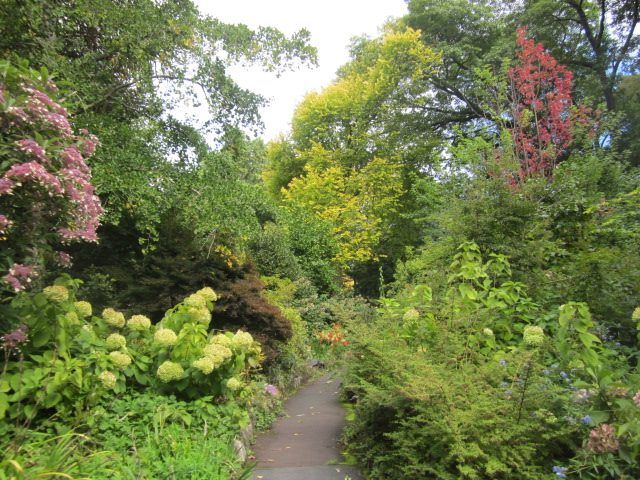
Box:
[267,459,274,462]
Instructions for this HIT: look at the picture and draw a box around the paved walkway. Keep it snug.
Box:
[251,373,364,480]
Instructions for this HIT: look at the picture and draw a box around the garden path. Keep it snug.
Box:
[251,372,363,480]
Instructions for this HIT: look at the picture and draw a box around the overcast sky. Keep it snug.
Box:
[194,0,408,141]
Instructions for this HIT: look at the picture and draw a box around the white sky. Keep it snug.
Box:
[194,0,408,141]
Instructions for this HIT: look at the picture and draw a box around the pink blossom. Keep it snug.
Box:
[6,106,29,123]
[0,215,11,234]
[43,111,72,137]
[54,251,73,268]
[1,324,29,351]
[5,264,37,291]
[5,161,63,195]
[588,424,619,453]
[16,139,49,164]
[0,178,15,195]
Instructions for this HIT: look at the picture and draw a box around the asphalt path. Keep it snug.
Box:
[251,373,364,480]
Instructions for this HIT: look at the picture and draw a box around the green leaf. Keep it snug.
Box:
[459,283,478,300]
[578,332,601,348]
[590,411,610,424]
[31,329,51,348]
[581,348,599,368]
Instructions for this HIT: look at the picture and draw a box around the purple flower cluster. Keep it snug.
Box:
[264,384,278,395]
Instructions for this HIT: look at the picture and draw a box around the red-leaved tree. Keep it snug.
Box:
[497,28,597,185]
[0,59,104,292]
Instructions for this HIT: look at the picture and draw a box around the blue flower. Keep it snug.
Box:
[505,389,512,397]
[560,371,568,378]
[553,466,568,478]
[543,368,550,375]
[581,415,592,425]
[498,359,507,366]
[564,416,575,424]
[551,364,559,369]
[501,382,510,387]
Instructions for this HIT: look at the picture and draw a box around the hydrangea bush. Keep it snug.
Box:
[0,277,262,428]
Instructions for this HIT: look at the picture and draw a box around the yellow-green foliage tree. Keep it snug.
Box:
[283,155,404,267]
[266,28,441,292]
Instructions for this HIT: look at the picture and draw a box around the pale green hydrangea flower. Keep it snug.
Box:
[403,309,420,322]
[189,307,211,326]
[102,308,125,328]
[154,328,177,347]
[211,333,233,347]
[483,328,494,336]
[204,343,232,361]
[99,371,117,389]
[157,361,184,383]
[184,293,207,309]
[106,333,127,350]
[633,307,640,323]
[233,330,253,351]
[197,287,217,302]
[65,311,80,326]
[44,285,69,303]
[202,345,227,368]
[226,377,242,392]
[523,325,545,347]
[74,301,92,317]
[109,351,132,370]
[127,314,151,331]
[192,356,215,375]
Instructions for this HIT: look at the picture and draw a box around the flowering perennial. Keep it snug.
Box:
[127,314,151,331]
[192,356,215,375]
[102,308,125,328]
[184,293,207,308]
[197,287,217,302]
[157,361,184,383]
[154,328,177,347]
[65,312,80,326]
[523,325,545,347]
[316,324,348,345]
[189,307,211,326]
[1,324,29,351]
[74,301,92,317]
[233,330,254,351]
[5,264,37,291]
[99,371,117,390]
[227,377,242,392]
[43,285,69,303]
[211,333,233,347]
[105,333,127,351]
[587,424,619,453]
[108,351,132,371]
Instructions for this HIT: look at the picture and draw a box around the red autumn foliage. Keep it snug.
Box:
[498,27,596,185]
